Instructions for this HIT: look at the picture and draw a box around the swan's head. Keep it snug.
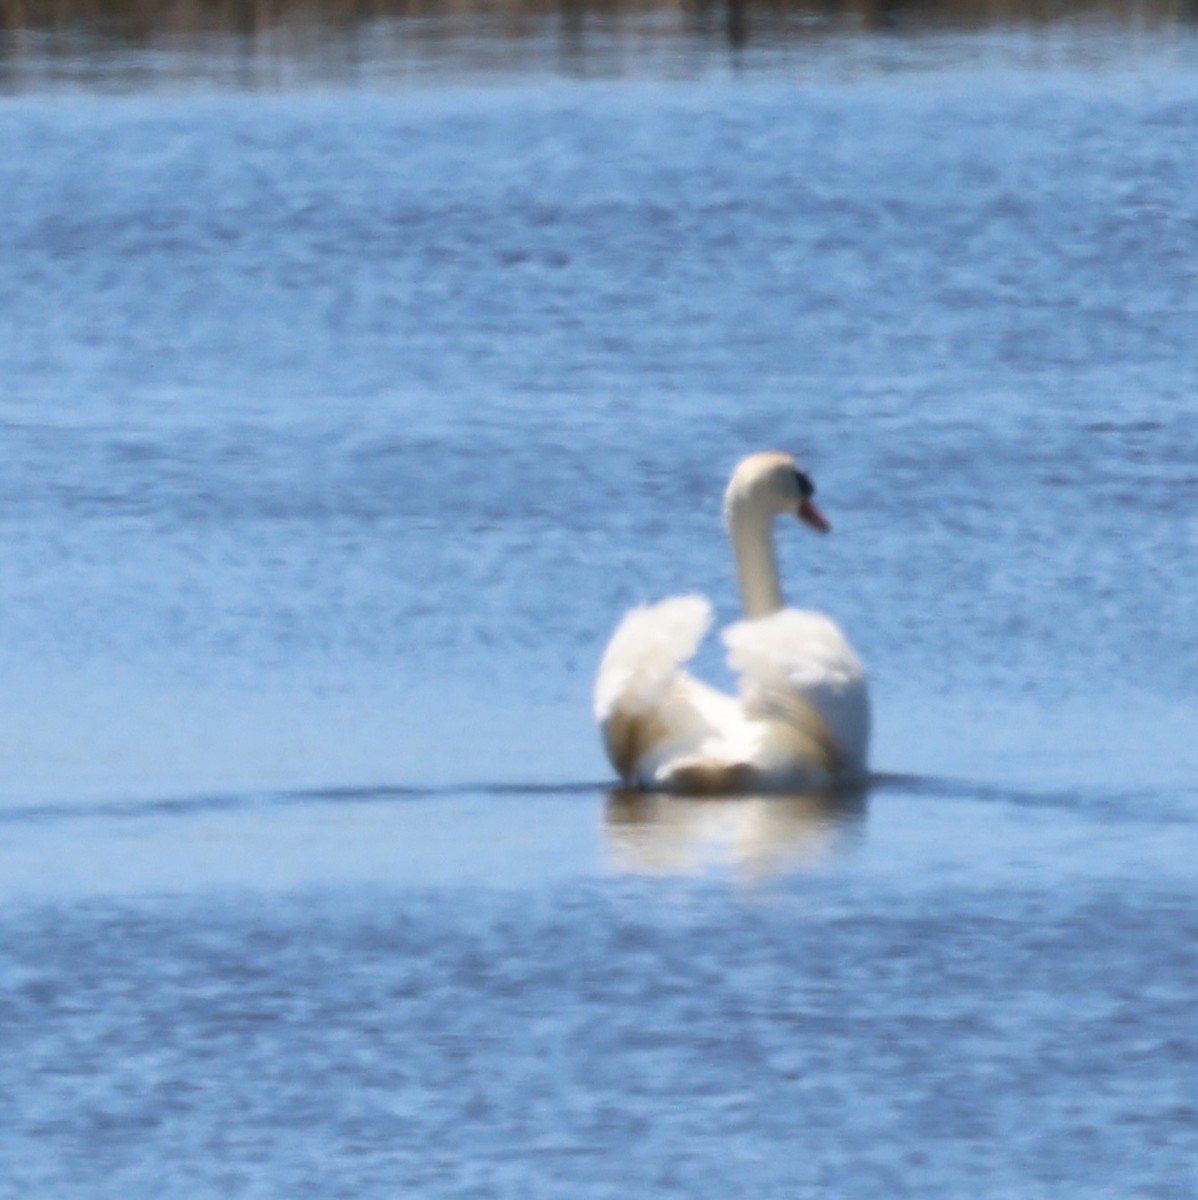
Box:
[724,451,831,533]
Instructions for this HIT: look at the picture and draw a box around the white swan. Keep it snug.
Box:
[594,451,869,794]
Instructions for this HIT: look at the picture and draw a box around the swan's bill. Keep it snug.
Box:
[799,498,831,533]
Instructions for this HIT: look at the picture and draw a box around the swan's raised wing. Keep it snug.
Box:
[595,596,737,787]
[723,609,870,776]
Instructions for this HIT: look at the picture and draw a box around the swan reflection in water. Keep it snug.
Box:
[603,786,868,878]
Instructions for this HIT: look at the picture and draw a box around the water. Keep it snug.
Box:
[2,13,1197,1196]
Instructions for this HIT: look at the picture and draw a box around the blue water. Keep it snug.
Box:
[1,20,1197,1197]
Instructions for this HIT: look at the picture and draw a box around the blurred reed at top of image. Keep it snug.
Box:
[3,0,1193,91]
[2,0,1192,43]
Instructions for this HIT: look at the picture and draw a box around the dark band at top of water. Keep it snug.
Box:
[3,0,1195,90]
[4,0,1190,27]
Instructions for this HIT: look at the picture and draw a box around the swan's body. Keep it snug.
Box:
[594,451,869,794]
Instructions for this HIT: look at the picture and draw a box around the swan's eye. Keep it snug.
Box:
[794,470,815,500]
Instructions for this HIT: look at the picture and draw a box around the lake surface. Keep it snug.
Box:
[1,12,1196,1197]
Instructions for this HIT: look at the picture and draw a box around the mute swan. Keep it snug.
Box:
[594,451,869,794]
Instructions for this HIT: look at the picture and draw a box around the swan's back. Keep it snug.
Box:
[724,609,870,777]
[595,596,868,792]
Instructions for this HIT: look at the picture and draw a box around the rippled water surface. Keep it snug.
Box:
[1,17,1196,1197]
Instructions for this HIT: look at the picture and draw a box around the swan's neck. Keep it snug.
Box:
[728,505,785,619]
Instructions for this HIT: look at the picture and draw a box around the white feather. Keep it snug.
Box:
[593,595,712,722]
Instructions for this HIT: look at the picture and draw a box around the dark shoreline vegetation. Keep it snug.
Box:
[1,0,1192,45]
[2,0,1194,91]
